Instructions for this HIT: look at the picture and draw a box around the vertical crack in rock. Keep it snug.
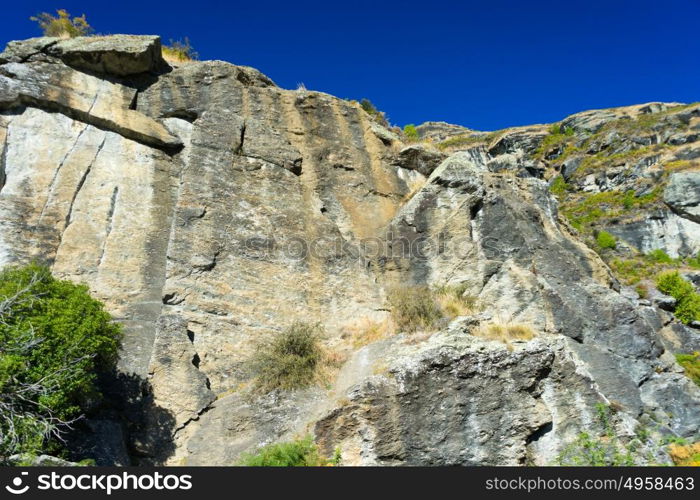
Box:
[39,123,90,219]
[64,136,105,229]
[97,186,119,268]
[129,91,138,111]
[235,120,246,155]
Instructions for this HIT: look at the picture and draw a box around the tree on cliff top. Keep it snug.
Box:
[31,9,93,38]
[0,264,121,462]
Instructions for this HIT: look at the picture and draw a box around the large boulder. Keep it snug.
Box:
[47,35,164,76]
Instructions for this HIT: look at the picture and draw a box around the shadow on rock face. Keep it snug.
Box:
[65,370,177,466]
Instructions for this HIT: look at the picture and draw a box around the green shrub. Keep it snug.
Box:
[557,404,646,466]
[549,176,570,197]
[403,124,419,142]
[548,124,562,135]
[238,436,340,466]
[31,9,93,38]
[647,249,674,264]
[387,285,443,332]
[656,271,694,298]
[656,271,700,324]
[596,231,617,250]
[251,322,323,392]
[0,264,121,460]
[359,98,389,127]
[686,252,700,269]
[675,294,700,325]
[675,353,700,387]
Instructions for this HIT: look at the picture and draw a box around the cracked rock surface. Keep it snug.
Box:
[0,35,698,465]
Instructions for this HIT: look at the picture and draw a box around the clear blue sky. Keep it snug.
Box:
[2,1,699,130]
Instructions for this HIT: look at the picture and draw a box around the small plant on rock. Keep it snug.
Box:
[31,9,93,38]
[556,404,649,466]
[656,271,700,324]
[675,352,700,387]
[474,323,536,349]
[433,283,478,318]
[403,124,419,142]
[161,37,198,63]
[359,98,389,127]
[238,436,340,466]
[646,249,674,264]
[251,322,323,392]
[387,285,443,333]
[595,230,617,250]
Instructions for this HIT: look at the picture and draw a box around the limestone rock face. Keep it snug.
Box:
[0,35,164,76]
[0,35,699,465]
[665,171,700,223]
[47,35,164,76]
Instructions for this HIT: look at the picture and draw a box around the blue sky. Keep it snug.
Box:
[2,1,699,130]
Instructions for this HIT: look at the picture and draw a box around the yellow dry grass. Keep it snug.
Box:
[344,317,394,349]
[473,322,537,350]
[668,441,700,466]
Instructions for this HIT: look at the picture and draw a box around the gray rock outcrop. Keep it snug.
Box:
[0,35,698,466]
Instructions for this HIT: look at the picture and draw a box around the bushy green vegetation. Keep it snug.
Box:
[557,404,652,466]
[238,436,340,466]
[359,98,389,127]
[251,322,323,392]
[595,231,617,250]
[608,250,700,285]
[162,37,198,62]
[533,124,576,158]
[549,175,570,197]
[31,9,93,38]
[656,271,700,324]
[561,188,661,232]
[574,145,668,178]
[646,249,674,264]
[0,264,121,461]
[403,124,419,142]
[675,352,700,387]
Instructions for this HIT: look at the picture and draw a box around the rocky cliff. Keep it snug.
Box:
[0,35,698,466]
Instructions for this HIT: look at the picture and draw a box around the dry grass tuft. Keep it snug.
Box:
[387,285,442,333]
[386,283,479,333]
[251,322,344,392]
[474,322,536,350]
[344,317,394,349]
[162,38,198,64]
[433,283,479,318]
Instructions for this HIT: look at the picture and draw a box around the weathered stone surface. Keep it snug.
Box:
[0,37,58,63]
[392,143,446,177]
[665,171,700,223]
[561,108,619,133]
[606,210,700,258]
[0,36,698,466]
[148,315,215,430]
[415,121,474,142]
[0,62,180,150]
[47,35,164,76]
